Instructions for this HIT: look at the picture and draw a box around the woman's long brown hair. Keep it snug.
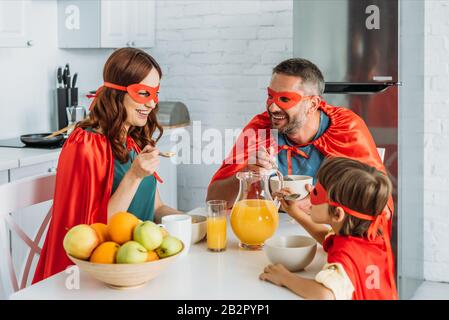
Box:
[77,48,163,163]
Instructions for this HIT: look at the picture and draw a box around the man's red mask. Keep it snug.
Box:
[266,87,313,110]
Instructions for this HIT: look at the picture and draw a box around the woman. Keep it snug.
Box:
[33,48,182,283]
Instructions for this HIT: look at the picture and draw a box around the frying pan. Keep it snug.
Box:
[20,133,65,148]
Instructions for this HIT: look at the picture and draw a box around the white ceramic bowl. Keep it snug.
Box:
[190,214,207,244]
[67,243,184,289]
[264,235,317,271]
[270,175,313,200]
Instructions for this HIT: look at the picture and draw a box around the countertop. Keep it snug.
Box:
[10,211,326,300]
[0,147,61,171]
[0,127,186,172]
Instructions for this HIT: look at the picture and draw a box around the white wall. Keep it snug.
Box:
[424,0,449,282]
[148,0,293,211]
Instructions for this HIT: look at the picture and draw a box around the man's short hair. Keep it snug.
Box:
[273,58,325,96]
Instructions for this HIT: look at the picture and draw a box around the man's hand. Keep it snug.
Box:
[246,147,275,174]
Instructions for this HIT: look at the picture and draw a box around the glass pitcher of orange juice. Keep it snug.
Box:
[230,171,282,250]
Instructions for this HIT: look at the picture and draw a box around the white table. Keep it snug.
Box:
[10,210,327,300]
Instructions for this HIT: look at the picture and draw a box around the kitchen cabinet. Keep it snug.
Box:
[0,0,33,48]
[0,170,8,184]
[58,0,155,49]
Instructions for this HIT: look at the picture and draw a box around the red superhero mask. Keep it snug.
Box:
[88,82,160,110]
[310,182,376,222]
[266,87,313,110]
[104,82,159,104]
[310,181,397,298]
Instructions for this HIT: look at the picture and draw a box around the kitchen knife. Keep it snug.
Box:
[57,67,63,88]
[65,63,70,76]
[63,64,70,88]
[72,73,78,88]
[65,64,71,89]
[62,68,67,88]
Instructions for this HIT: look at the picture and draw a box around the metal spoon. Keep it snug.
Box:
[159,151,176,158]
[283,193,302,201]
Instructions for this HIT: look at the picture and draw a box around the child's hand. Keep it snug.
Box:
[259,264,291,287]
[274,185,314,215]
[272,187,295,212]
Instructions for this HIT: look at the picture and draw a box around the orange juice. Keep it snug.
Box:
[207,216,227,251]
[230,199,278,249]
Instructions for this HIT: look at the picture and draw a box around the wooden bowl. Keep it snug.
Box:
[67,244,184,289]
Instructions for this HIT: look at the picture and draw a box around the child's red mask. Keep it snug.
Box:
[266,87,313,110]
[88,82,159,110]
[310,182,376,222]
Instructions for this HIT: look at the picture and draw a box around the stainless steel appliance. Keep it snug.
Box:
[293,0,424,299]
[157,101,191,128]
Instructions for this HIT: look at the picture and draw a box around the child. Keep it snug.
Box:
[260,157,397,300]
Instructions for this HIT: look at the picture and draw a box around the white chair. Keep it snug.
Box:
[0,173,55,299]
[377,147,386,163]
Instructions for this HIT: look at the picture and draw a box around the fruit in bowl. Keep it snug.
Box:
[63,212,184,289]
[63,224,100,260]
[156,236,183,258]
[133,221,163,250]
[116,241,148,264]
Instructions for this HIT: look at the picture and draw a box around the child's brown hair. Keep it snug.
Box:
[317,157,392,237]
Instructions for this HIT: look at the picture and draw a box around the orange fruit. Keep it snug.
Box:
[90,241,120,264]
[107,212,140,245]
[90,223,110,243]
[147,250,159,262]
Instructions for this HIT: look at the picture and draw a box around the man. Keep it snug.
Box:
[207,58,393,218]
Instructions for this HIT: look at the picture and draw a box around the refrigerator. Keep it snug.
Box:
[293,0,424,299]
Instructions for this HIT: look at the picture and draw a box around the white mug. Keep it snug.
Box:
[270,175,314,200]
[160,214,192,257]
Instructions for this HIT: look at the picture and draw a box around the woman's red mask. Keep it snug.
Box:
[88,82,160,110]
[266,87,313,110]
[104,82,159,104]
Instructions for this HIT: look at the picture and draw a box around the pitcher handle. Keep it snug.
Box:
[272,169,284,209]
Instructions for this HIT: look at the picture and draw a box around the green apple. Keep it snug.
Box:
[63,224,100,260]
[116,241,148,264]
[156,236,183,258]
[133,221,163,251]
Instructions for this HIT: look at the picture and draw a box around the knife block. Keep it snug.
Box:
[57,87,78,130]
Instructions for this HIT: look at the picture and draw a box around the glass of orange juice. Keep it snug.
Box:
[206,200,227,252]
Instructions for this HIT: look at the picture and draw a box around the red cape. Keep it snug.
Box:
[323,234,398,300]
[32,128,145,283]
[209,103,394,217]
